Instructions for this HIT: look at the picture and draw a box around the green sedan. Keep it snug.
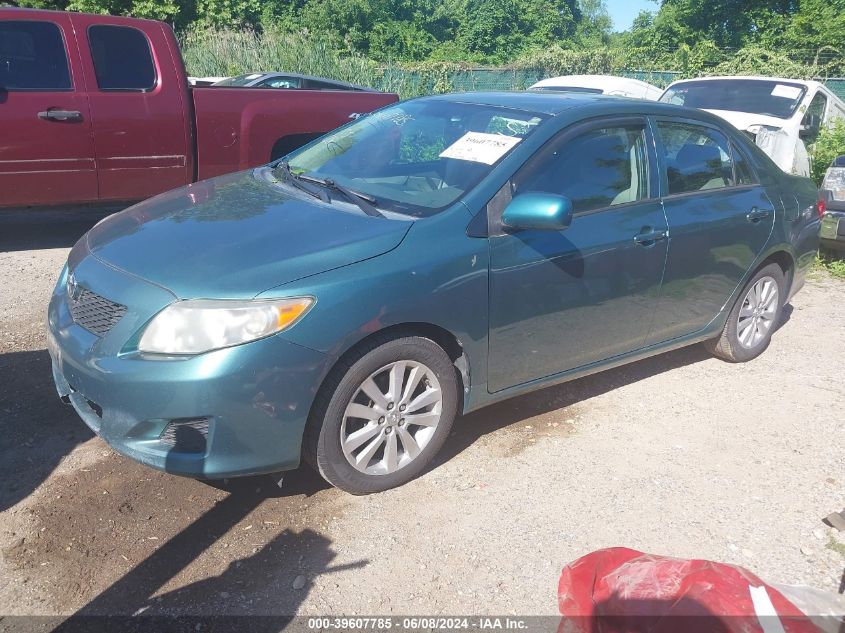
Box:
[48,92,822,494]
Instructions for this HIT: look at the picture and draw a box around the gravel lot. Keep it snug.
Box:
[1,207,843,617]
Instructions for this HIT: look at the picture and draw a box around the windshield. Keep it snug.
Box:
[214,73,263,86]
[660,79,807,119]
[284,100,546,217]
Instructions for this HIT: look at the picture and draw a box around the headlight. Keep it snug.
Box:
[138,297,314,355]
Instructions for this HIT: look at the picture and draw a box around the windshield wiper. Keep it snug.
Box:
[272,161,329,203]
[300,174,384,218]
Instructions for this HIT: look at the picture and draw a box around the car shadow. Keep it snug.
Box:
[774,302,793,334]
[0,349,95,512]
[51,481,367,630]
[0,205,121,252]
[435,342,713,467]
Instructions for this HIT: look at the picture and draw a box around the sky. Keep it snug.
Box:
[605,0,656,32]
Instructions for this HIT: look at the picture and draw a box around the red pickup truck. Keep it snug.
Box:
[0,9,398,207]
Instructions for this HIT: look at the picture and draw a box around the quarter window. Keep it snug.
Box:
[88,25,155,91]
[514,124,649,214]
[0,21,71,91]
[657,122,734,195]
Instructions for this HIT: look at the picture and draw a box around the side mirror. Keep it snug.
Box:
[502,193,573,231]
[799,113,821,139]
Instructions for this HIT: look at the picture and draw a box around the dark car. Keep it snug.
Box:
[48,92,822,494]
[820,155,845,251]
[213,72,378,92]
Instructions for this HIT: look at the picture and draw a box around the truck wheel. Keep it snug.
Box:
[305,334,459,494]
[705,263,785,362]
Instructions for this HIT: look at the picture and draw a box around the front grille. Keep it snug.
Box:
[68,287,127,337]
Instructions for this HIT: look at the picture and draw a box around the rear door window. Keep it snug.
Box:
[0,20,71,90]
[657,122,735,195]
[87,25,156,91]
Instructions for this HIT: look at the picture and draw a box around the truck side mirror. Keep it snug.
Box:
[800,113,821,140]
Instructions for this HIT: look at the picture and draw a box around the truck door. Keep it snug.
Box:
[0,14,97,206]
[69,15,191,201]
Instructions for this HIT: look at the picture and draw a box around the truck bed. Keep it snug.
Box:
[192,87,398,181]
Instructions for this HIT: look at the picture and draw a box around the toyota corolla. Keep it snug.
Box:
[48,92,821,494]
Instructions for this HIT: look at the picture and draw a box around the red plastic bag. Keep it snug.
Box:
[558,547,818,633]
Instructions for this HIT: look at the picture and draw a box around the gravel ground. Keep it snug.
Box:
[0,207,843,617]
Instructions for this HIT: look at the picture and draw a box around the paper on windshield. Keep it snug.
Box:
[439,132,521,165]
[771,84,802,100]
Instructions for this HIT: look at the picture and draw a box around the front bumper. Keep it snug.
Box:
[47,249,329,479]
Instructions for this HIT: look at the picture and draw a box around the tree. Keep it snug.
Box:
[575,0,611,45]
[459,0,579,63]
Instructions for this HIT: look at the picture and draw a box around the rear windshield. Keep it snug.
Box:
[660,79,807,119]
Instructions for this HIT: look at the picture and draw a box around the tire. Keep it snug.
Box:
[705,263,785,362]
[304,334,459,495]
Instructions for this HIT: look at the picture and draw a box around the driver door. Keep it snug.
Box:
[487,117,668,392]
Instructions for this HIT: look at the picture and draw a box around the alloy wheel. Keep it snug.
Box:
[736,275,779,349]
[340,360,443,475]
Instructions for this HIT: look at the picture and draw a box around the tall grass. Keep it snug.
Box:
[180,28,845,100]
[181,28,416,95]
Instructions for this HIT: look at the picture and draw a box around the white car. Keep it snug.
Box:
[529,75,663,101]
[660,76,845,176]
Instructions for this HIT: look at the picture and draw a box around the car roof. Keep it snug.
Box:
[531,75,659,91]
[248,72,376,91]
[666,76,824,90]
[421,91,730,122]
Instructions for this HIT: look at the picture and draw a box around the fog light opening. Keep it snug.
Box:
[158,418,210,454]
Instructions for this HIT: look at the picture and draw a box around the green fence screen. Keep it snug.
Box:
[382,67,845,100]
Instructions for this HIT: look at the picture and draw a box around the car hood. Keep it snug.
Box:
[702,109,790,132]
[85,169,412,299]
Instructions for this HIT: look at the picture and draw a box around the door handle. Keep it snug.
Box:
[633,228,668,246]
[38,109,82,122]
[746,207,772,223]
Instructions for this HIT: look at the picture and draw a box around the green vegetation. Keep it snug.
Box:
[16,0,845,74]
[826,536,845,558]
[813,252,845,279]
[810,119,845,184]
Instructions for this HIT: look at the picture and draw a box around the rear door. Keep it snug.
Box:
[69,14,191,201]
[0,14,97,206]
[487,117,668,392]
[646,118,775,344]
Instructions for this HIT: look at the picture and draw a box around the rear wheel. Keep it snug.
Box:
[705,263,785,362]
[305,335,459,494]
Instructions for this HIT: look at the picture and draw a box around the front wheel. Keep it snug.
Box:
[705,263,785,362]
[305,335,459,494]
